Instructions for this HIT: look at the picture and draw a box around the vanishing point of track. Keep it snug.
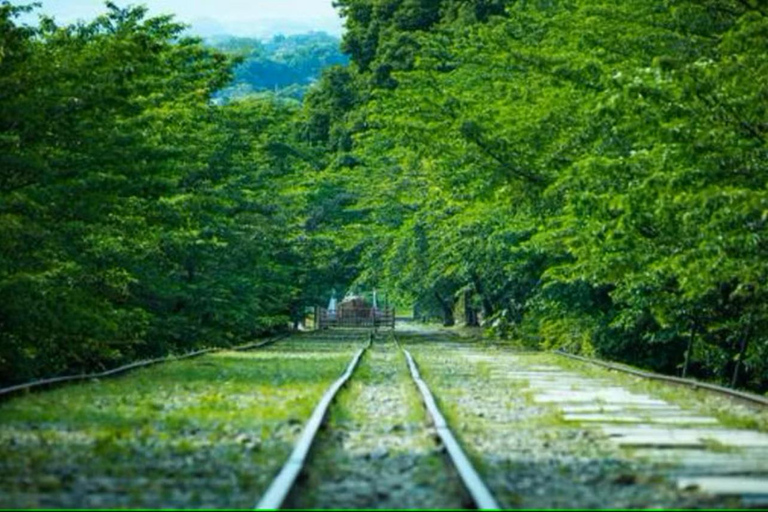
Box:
[255,328,768,509]
[256,330,500,509]
[3,326,767,508]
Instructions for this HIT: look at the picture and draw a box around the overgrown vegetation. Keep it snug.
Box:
[0,2,355,385]
[1,0,767,392]
[288,338,465,509]
[0,336,361,508]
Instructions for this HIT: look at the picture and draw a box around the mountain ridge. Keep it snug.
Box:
[209,32,349,103]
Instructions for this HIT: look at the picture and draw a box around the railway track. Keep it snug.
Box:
[0,331,367,509]
[233,328,768,508]
[257,331,499,509]
[3,327,767,508]
[397,330,768,509]
[0,333,290,400]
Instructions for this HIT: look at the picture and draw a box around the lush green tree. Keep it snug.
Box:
[0,2,320,384]
[3,0,767,394]
[319,0,768,390]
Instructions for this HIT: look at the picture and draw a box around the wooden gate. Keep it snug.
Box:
[315,307,395,329]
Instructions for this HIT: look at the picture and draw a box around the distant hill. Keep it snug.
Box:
[190,17,343,40]
[209,32,349,103]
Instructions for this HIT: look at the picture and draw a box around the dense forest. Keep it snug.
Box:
[210,32,348,102]
[1,0,766,393]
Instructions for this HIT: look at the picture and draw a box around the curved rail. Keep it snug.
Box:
[554,350,768,408]
[0,333,289,400]
[255,333,373,510]
[394,334,501,510]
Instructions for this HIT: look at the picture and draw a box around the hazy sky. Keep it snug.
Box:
[22,1,344,37]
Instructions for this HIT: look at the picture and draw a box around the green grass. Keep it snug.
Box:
[321,336,434,445]
[0,334,365,508]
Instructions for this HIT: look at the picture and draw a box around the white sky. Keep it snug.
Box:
[21,1,344,37]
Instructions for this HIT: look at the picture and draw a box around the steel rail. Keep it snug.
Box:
[554,350,768,407]
[0,333,289,400]
[255,333,373,510]
[394,334,501,510]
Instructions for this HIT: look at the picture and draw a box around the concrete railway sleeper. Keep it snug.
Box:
[257,332,499,510]
[397,330,768,508]
[5,327,766,508]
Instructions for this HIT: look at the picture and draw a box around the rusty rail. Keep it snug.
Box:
[394,333,501,510]
[255,333,373,509]
[0,333,289,400]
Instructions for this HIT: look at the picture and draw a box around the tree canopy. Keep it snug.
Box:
[0,2,339,384]
[1,0,767,393]
[320,0,768,391]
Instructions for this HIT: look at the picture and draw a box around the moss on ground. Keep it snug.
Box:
[287,335,468,509]
[0,333,365,508]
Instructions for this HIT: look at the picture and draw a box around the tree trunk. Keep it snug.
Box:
[731,326,751,389]
[464,290,479,327]
[289,303,302,330]
[681,320,698,379]
[434,292,455,327]
[443,307,455,327]
[185,260,195,282]
[470,272,494,319]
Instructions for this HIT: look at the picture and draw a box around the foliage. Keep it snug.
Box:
[2,0,767,394]
[314,0,768,392]
[0,2,323,384]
